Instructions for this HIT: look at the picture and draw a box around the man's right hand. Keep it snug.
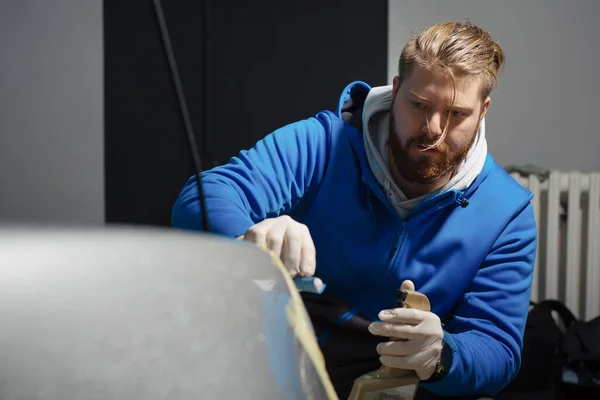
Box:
[238,215,320,287]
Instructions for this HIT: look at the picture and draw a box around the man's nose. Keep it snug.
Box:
[423,111,444,138]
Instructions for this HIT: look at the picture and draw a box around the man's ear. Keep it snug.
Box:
[392,76,400,100]
[480,96,491,121]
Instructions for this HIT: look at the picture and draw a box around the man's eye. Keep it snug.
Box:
[411,101,426,109]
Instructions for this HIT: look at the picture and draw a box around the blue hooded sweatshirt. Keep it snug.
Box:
[171,81,537,398]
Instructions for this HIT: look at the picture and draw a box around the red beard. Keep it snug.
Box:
[387,111,477,185]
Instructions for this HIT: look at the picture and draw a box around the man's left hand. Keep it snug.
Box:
[368,280,444,381]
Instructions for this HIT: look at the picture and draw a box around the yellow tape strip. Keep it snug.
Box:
[263,247,339,400]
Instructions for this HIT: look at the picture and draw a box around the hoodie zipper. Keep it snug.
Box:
[386,191,466,270]
[389,242,399,261]
[388,227,405,263]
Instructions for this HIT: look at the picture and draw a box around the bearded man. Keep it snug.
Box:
[172,20,536,400]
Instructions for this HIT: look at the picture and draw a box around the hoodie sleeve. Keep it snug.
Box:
[171,113,332,237]
[421,201,537,397]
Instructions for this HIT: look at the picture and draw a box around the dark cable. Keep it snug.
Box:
[152,0,209,232]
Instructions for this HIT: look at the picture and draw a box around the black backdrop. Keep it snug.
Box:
[104,0,388,226]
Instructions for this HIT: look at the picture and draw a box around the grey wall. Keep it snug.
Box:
[388,0,600,173]
[0,0,104,225]
[2,0,597,227]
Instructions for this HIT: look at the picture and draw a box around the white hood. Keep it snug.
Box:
[362,85,488,218]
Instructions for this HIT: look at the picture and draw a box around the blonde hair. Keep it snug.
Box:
[397,20,504,148]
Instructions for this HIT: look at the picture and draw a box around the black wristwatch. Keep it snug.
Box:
[427,339,452,382]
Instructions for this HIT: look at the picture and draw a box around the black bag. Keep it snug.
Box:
[499,300,573,399]
[499,300,600,400]
[560,311,600,399]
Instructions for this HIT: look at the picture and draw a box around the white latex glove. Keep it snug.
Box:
[238,215,322,291]
[368,280,444,380]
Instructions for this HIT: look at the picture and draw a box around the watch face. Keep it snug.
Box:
[440,341,451,372]
[435,359,445,374]
[431,341,450,378]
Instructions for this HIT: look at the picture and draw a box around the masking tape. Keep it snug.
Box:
[262,247,339,400]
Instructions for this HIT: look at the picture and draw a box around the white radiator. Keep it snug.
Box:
[510,171,600,321]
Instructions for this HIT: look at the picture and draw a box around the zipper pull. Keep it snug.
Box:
[389,244,398,260]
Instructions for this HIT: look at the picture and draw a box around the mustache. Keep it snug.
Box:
[411,136,450,152]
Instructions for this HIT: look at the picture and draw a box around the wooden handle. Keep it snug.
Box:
[375,288,432,379]
[387,288,431,343]
[397,289,431,312]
